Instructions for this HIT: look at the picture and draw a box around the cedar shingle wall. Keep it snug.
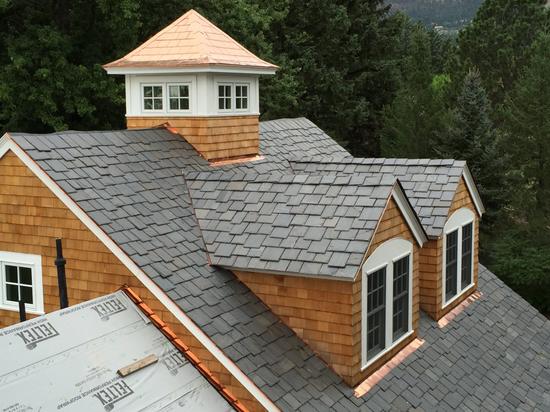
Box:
[350,196,420,385]
[235,196,420,387]
[419,177,480,320]
[0,151,264,412]
[127,115,259,160]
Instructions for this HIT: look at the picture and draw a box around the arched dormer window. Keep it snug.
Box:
[443,208,475,307]
[361,238,413,369]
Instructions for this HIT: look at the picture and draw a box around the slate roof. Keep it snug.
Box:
[5,119,550,411]
[290,156,470,238]
[185,169,396,279]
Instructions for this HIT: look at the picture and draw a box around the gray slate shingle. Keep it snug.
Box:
[184,170,394,279]
[290,156,469,238]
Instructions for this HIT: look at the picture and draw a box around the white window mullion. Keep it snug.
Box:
[385,264,393,350]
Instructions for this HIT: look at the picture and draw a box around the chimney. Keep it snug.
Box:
[104,9,277,162]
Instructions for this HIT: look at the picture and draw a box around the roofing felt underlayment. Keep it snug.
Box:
[0,290,234,411]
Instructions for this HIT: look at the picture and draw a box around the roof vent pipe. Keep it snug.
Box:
[18,300,26,322]
[55,238,69,309]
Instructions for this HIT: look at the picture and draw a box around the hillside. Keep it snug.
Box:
[389,0,483,32]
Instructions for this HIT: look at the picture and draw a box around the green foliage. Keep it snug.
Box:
[436,68,506,227]
[486,228,550,313]
[458,0,549,105]
[380,23,453,158]
[500,33,550,223]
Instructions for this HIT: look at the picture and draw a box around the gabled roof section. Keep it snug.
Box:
[104,9,277,74]
[185,170,426,279]
[291,156,485,238]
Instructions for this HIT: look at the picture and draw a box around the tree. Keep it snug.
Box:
[436,68,506,226]
[380,23,453,158]
[500,33,550,224]
[458,0,549,106]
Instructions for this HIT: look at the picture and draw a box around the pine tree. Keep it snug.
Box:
[436,68,506,226]
[500,33,550,224]
[458,0,549,106]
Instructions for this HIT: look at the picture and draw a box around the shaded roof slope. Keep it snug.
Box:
[185,170,396,278]
[291,156,479,237]
[0,290,234,411]
[104,9,277,71]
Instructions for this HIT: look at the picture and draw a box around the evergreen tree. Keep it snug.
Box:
[436,68,505,226]
[380,23,452,158]
[500,33,550,224]
[458,0,549,106]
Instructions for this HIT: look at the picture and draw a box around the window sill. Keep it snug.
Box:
[0,303,44,316]
[361,329,414,371]
[442,282,475,310]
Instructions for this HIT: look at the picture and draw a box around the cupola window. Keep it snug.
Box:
[168,84,190,111]
[218,84,232,110]
[235,84,249,110]
[143,85,163,111]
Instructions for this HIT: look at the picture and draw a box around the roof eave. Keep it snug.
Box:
[103,64,278,76]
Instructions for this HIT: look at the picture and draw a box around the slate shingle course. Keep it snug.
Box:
[290,156,469,238]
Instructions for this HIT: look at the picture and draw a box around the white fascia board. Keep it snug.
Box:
[462,166,486,216]
[0,136,279,412]
[105,66,277,76]
[391,183,429,246]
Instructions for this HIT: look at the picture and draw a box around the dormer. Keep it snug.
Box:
[104,9,277,161]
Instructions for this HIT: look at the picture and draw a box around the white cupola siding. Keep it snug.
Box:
[104,9,276,161]
[124,73,260,117]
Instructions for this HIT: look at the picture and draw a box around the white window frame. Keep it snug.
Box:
[166,82,191,113]
[0,251,44,314]
[217,82,233,112]
[442,208,475,308]
[361,238,413,370]
[234,83,250,112]
[216,82,251,114]
[141,83,164,112]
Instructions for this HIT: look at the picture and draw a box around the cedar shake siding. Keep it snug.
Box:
[419,177,480,320]
[127,115,259,161]
[235,197,420,387]
[0,151,264,412]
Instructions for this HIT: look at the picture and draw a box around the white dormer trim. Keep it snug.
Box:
[392,183,429,247]
[462,166,486,216]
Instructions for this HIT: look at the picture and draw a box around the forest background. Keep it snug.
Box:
[1,0,548,314]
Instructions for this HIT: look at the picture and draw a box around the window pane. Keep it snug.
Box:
[19,267,32,285]
[144,99,153,110]
[20,286,33,304]
[218,85,225,97]
[169,86,178,98]
[169,99,179,110]
[225,97,231,110]
[445,229,459,301]
[461,223,473,289]
[367,267,386,358]
[180,85,189,97]
[153,99,162,110]
[5,265,18,283]
[180,98,189,110]
[236,99,242,109]
[218,98,225,110]
[143,86,152,97]
[6,284,18,302]
[153,86,162,97]
[393,256,409,341]
[242,86,248,97]
[225,85,231,97]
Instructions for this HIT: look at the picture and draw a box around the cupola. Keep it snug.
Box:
[104,9,277,161]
